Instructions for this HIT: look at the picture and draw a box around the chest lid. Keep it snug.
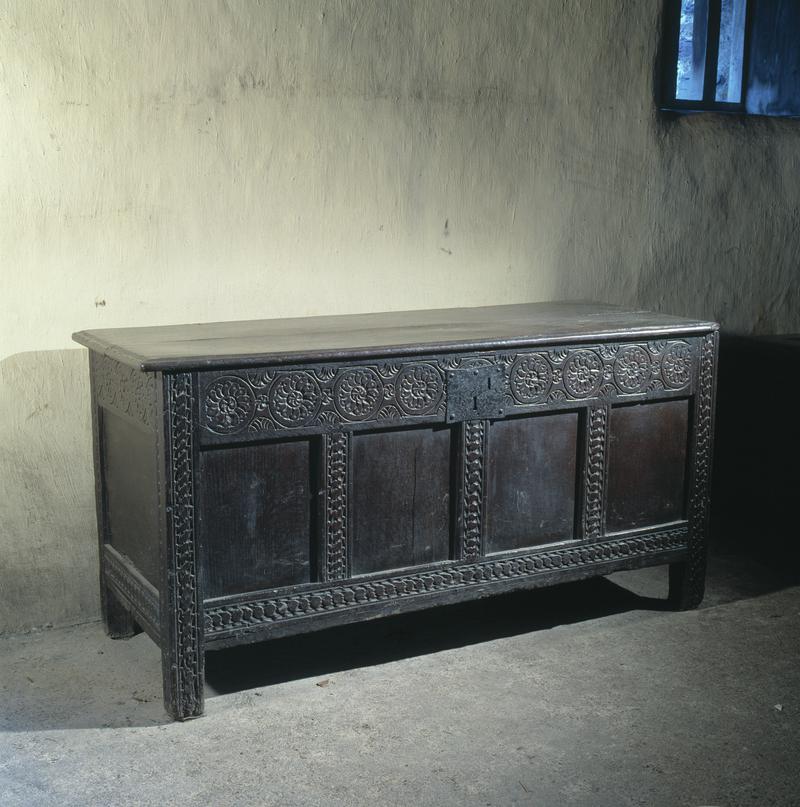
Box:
[72,301,717,372]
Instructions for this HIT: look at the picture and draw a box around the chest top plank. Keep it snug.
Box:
[72,301,716,372]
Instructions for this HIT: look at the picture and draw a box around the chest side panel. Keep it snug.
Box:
[89,353,162,638]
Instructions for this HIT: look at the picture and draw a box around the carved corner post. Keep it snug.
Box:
[159,372,204,720]
[669,330,719,610]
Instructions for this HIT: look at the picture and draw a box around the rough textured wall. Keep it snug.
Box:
[1,0,798,632]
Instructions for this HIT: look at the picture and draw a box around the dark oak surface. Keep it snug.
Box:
[101,410,160,587]
[73,301,716,371]
[199,440,315,597]
[79,301,718,720]
[606,400,690,533]
[351,426,452,575]
[485,412,579,553]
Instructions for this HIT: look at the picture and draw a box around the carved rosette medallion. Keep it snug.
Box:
[661,342,693,389]
[334,368,383,421]
[509,354,552,403]
[396,363,444,415]
[613,345,651,393]
[562,350,603,398]
[268,372,321,427]
[204,376,255,434]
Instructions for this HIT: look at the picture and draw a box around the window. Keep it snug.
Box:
[661,0,800,116]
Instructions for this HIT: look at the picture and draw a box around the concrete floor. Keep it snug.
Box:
[1,552,798,807]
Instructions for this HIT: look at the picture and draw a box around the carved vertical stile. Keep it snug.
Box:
[672,330,718,608]
[583,406,609,540]
[324,431,349,581]
[669,330,717,608]
[461,420,487,561]
[162,372,204,720]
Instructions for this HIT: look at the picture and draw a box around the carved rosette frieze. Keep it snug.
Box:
[201,359,450,437]
[204,528,688,637]
[461,420,486,560]
[90,353,156,429]
[324,432,349,581]
[584,407,608,539]
[164,373,203,719]
[198,338,700,439]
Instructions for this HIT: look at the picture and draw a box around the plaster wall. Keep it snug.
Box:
[1,0,798,632]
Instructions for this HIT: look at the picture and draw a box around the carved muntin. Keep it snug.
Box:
[583,406,609,540]
[323,432,349,581]
[460,420,487,561]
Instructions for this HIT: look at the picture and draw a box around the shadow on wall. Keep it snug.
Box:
[0,349,100,634]
[549,112,800,335]
[712,333,800,573]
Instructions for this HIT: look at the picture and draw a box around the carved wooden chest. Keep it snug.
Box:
[73,302,718,720]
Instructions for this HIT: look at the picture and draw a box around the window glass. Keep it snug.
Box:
[716,0,747,102]
[676,0,709,100]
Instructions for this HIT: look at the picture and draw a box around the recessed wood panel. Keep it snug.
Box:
[606,400,689,533]
[485,412,579,553]
[102,409,160,587]
[199,440,314,597]
[351,427,451,575]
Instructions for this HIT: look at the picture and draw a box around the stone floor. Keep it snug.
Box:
[1,552,798,807]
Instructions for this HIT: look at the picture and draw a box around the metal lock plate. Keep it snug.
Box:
[446,364,507,422]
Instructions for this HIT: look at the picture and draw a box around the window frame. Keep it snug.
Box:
[660,0,755,114]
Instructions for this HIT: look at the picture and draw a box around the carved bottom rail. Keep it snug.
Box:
[204,528,688,640]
